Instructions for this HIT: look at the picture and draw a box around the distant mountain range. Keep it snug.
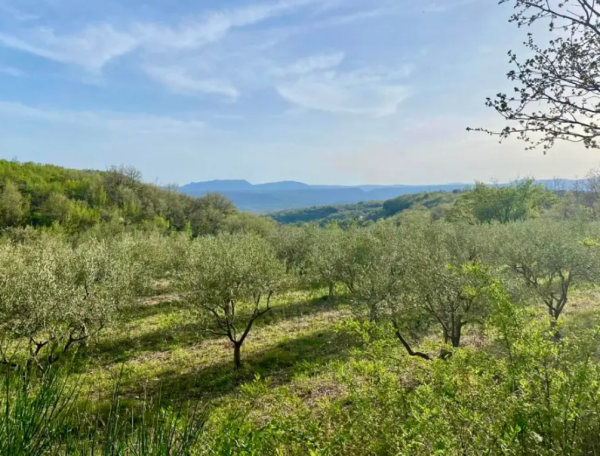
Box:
[178,180,474,213]
[178,179,579,213]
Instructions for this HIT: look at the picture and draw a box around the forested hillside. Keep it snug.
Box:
[0,160,274,237]
[269,191,462,225]
[270,178,583,226]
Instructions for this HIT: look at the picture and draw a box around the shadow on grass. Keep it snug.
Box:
[123,327,361,403]
[254,294,341,328]
[90,321,208,366]
[90,295,343,367]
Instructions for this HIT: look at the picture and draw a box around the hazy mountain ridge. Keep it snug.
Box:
[179,179,577,213]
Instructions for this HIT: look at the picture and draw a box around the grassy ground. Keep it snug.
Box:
[70,284,600,434]
[76,289,357,409]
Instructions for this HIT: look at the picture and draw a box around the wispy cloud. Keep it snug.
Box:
[277,67,413,116]
[0,2,39,22]
[144,66,239,100]
[276,52,345,75]
[0,0,322,72]
[0,101,207,135]
[134,0,318,51]
[0,25,138,71]
[422,0,478,13]
[318,7,398,27]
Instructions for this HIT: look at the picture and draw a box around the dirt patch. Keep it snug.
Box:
[300,382,347,408]
[131,350,173,364]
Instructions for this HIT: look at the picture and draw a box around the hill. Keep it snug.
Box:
[0,160,239,236]
[179,180,471,213]
[269,191,462,225]
[180,179,578,213]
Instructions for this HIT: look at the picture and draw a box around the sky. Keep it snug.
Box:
[0,0,598,185]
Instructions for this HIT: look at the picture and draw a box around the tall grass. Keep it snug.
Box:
[0,367,206,456]
[0,369,75,455]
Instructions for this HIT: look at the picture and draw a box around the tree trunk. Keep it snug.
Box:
[451,333,461,348]
[451,320,462,348]
[233,342,242,370]
[442,327,450,345]
[328,282,335,300]
[549,307,562,341]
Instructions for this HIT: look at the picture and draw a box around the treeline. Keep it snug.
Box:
[271,173,600,227]
[0,160,275,237]
[2,160,596,236]
[269,191,461,226]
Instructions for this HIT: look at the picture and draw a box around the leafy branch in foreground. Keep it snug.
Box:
[470,0,600,151]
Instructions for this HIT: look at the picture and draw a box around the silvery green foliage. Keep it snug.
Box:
[342,221,496,357]
[492,220,600,322]
[0,237,136,367]
[110,231,190,295]
[304,226,347,297]
[341,223,412,321]
[267,225,314,276]
[340,223,436,358]
[180,233,286,368]
[407,223,492,349]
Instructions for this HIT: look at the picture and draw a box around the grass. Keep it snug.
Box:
[75,284,600,406]
[76,289,355,407]
[32,283,599,455]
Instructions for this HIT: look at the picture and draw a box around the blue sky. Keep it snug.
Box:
[0,0,597,185]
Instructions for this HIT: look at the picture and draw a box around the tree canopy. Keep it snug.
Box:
[0,160,256,237]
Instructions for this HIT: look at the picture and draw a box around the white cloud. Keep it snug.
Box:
[277,67,413,116]
[277,52,345,75]
[0,101,207,135]
[422,0,478,13]
[135,0,317,51]
[0,0,322,72]
[0,25,138,71]
[144,66,239,100]
[318,7,397,27]
[0,2,39,22]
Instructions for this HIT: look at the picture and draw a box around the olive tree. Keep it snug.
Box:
[181,233,286,369]
[494,220,600,329]
[109,232,190,296]
[267,225,314,277]
[341,224,432,359]
[408,223,493,352]
[305,226,346,299]
[471,0,600,150]
[0,237,135,369]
